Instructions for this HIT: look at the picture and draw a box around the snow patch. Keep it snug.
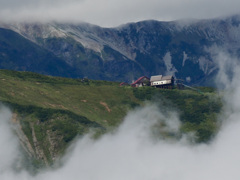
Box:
[198,56,217,75]
[198,57,209,74]
[186,76,191,83]
[182,51,188,67]
[163,52,178,76]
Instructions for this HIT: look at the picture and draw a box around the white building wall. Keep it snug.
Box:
[151,80,172,86]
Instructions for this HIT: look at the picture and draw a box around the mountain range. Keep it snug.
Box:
[1,15,240,85]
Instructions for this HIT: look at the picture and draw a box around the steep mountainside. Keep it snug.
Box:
[0,28,82,78]
[1,15,240,85]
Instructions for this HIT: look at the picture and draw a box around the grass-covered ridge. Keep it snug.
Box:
[0,70,139,127]
[0,69,222,167]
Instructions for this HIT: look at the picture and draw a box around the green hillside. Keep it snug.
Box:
[0,70,222,168]
[0,70,138,127]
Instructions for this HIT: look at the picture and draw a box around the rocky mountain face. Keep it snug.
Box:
[1,15,240,85]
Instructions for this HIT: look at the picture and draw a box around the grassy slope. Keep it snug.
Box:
[0,70,222,167]
[0,70,139,127]
[0,70,142,168]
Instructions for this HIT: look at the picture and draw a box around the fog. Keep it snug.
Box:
[0,0,240,27]
[1,51,240,179]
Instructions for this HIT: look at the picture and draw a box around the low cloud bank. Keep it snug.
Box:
[1,51,240,179]
[0,0,240,27]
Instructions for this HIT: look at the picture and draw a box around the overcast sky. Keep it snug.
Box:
[0,0,239,27]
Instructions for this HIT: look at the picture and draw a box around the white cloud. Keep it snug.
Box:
[0,105,21,175]
[0,0,239,26]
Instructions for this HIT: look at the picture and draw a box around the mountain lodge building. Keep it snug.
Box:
[150,75,174,89]
[131,76,150,87]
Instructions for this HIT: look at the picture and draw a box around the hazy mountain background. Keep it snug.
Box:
[1,15,240,85]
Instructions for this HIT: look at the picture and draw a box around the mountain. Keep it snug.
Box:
[0,70,221,168]
[1,15,240,85]
[0,28,82,78]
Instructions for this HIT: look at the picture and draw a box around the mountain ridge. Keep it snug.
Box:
[1,15,240,85]
[0,69,222,168]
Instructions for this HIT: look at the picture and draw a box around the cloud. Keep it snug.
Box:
[0,105,23,177]
[35,84,240,180]
[0,0,240,26]
[2,48,240,179]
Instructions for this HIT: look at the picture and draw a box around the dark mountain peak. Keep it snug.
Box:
[1,15,240,86]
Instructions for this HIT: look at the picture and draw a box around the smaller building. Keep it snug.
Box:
[131,76,150,87]
[150,75,174,89]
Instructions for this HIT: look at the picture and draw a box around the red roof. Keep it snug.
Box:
[119,82,128,86]
[131,76,149,85]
